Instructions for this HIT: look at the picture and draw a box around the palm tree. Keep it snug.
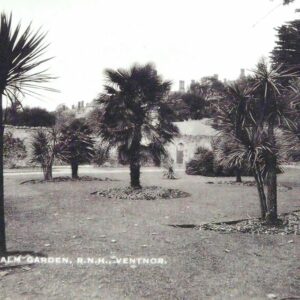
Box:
[213,82,251,183]
[57,118,95,179]
[95,63,178,189]
[31,129,59,180]
[0,13,54,255]
[215,59,296,224]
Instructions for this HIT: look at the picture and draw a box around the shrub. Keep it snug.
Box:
[3,132,27,168]
[186,147,215,176]
[185,146,253,177]
[93,141,110,166]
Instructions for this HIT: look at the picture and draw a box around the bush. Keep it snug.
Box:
[4,132,27,168]
[186,147,215,176]
[185,146,252,177]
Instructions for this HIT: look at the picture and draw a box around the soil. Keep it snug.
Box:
[91,186,191,200]
[195,211,300,235]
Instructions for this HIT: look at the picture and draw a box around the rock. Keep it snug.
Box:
[267,293,277,299]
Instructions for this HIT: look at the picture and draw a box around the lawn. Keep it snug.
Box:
[0,167,299,299]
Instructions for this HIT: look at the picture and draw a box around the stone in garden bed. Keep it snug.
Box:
[91,186,191,200]
[20,176,115,185]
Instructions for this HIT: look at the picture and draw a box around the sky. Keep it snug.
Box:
[1,0,300,110]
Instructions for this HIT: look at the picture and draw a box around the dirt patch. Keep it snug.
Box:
[20,176,116,185]
[91,186,191,200]
[193,211,300,235]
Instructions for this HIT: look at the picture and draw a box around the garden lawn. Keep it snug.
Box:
[0,168,299,299]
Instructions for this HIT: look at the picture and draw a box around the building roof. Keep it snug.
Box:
[173,118,217,137]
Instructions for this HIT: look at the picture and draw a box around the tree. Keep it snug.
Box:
[4,106,55,127]
[271,19,300,74]
[213,82,251,183]
[95,63,178,189]
[215,59,296,224]
[31,129,59,180]
[0,13,54,254]
[58,118,94,179]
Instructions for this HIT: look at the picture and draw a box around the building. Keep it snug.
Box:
[166,118,217,166]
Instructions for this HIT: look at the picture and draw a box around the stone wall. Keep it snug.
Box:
[165,135,213,167]
[4,125,48,167]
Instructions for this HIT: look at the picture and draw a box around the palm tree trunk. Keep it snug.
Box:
[235,168,242,183]
[254,165,267,219]
[71,161,79,179]
[43,165,53,181]
[266,122,278,225]
[130,160,141,189]
[0,93,7,255]
[266,162,278,224]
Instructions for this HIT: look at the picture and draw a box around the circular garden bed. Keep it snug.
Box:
[91,186,191,200]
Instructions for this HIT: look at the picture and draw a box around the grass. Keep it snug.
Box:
[0,168,299,299]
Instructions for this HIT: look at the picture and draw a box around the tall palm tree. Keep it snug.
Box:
[95,63,178,189]
[215,60,296,224]
[0,13,54,255]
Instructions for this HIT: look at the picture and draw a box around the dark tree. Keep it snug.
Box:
[4,106,55,127]
[271,19,300,74]
[0,13,54,255]
[58,119,94,179]
[95,63,178,189]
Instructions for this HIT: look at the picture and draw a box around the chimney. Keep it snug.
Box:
[179,80,185,93]
[240,68,245,79]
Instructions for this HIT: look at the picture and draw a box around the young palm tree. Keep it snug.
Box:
[31,129,59,180]
[95,63,178,189]
[57,118,95,179]
[0,13,54,254]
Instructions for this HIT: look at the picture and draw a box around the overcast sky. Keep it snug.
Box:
[2,0,299,110]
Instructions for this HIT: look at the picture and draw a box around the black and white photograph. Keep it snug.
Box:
[0,0,299,299]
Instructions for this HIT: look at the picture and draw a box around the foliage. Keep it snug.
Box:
[214,59,297,223]
[54,105,76,128]
[94,63,178,188]
[92,141,110,166]
[3,132,27,168]
[271,19,300,75]
[4,106,55,127]
[185,146,253,177]
[166,77,225,121]
[57,118,94,178]
[186,147,215,176]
